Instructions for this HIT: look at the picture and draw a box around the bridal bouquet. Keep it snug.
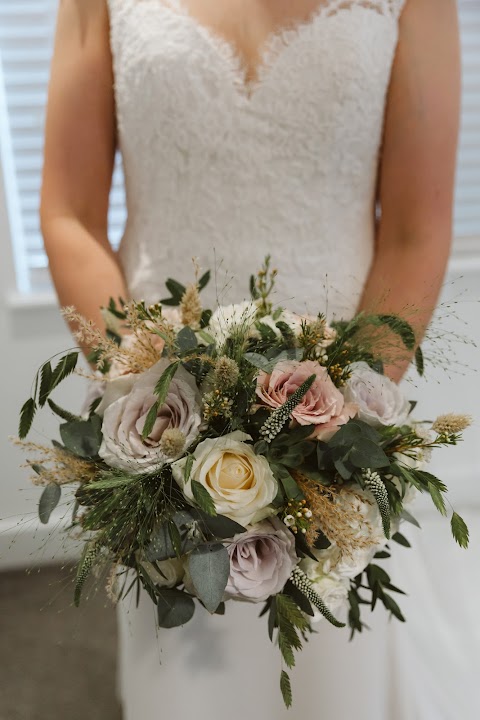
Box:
[16,258,471,707]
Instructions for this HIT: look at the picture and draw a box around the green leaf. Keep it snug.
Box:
[146,512,199,562]
[153,362,180,403]
[191,480,217,516]
[268,596,277,640]
[167,520,183,557]
[349,439,390,469]
[280,670,293,709]
[428,481,447,516]
[51,352,79,391]
[188,543,230,613]
[381,592,406,622]
[38,483,61,524]
[59,415,102,458]
[184,454,194,483]
[38,361,53,407]
[47,399,81,423]
[271,463,303,501]
[278,632,296,668]
[451,511,469,549]
[192,510,246,539]
[157,587,195,628]
[160,278,187,306]
[198,270,210,290]
[176,327,198,353]
[200,309,213,330]
[244,352,271,370]
[19,398,36,439]
[250,274,260,300]
[376,314,416,350]
[400,509,421,529]
[283,581,314,617]
[415,345,425,377]
[392,531,411,548]
[141,400,160,440]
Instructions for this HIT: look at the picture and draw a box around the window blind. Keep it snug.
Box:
[0,0,479,294]
[456,0,480,239]
[0,0,126,293]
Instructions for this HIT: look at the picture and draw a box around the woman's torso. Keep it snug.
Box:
[108,0,405,316]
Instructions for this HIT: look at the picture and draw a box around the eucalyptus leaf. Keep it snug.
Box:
[271,463,303,500]
[349,439,390,469]
[38,483,61,524]
[160,278,186,306]
[59,415,102,459]
[198,270,211,290]
[157,588,195,628]
[176,326,198,353]
[400,509,421,528]
[188,543,230,613]
[192,509,246,539]
[146,512,198,562]
[392,531,411,548]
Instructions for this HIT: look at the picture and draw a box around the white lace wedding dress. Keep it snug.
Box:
[107,0,407,717]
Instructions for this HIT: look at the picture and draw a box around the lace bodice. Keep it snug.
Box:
[107,0,406,318]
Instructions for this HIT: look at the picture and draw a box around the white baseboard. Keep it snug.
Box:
[0,509,82,571]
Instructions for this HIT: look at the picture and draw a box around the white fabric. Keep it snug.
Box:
[388,507,480,720]
[108,0,409,717]
[109,0,406,318]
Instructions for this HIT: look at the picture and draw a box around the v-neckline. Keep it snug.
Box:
[161,0,335,102]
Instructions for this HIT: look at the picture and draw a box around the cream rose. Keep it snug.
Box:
[256,359,357,441]
[225,518,298,602]
[342,361,410,428]
[171,431,277,525]
[96,359,202,473]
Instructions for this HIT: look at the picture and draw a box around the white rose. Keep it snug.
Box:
[335,484,389,550]
[139,558,184,588]
[300,552,350,622]
[209,301,259,346]
[342,361,411,428]
[96,359,202,474]
[172,431,277,525]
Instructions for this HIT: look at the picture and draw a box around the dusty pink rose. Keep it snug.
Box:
[225,518,298,602]
[256,359,357,441]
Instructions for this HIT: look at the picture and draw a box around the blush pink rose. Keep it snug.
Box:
[256,359,357,441]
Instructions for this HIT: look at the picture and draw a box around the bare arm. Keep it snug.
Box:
[40,0,127,340]
[358,0,461,381]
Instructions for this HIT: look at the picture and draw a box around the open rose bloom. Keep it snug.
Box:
[256,359,358,441]
[19,265,471,709]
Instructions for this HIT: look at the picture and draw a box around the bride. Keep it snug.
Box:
[40,0,460,718]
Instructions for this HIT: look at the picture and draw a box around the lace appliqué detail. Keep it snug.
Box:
[107,0,403,320]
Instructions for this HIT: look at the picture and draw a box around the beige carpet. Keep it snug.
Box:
[0,565,122,720]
